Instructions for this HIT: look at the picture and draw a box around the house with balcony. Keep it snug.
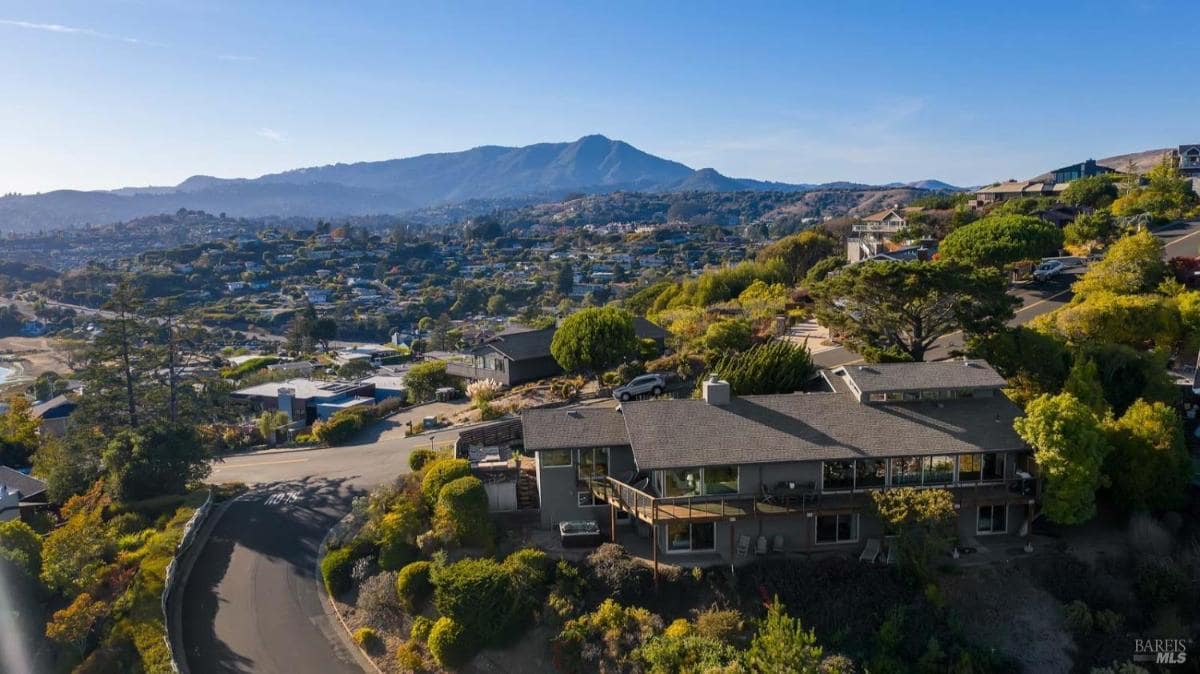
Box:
[521,360,1038,573]
[1178,144,1200,177]
[846,207,908,263]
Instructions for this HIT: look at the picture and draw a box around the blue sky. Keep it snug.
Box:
[1,1,1196,193]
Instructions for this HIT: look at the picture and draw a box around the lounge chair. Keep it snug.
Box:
[772,534,785,553]
[756,535,768,555]
[859,538,881,563]
[736,534,751,556]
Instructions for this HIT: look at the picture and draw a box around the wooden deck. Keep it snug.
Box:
[591,477,1036,526]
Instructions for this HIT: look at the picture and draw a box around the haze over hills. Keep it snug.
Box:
[0,135,971,233]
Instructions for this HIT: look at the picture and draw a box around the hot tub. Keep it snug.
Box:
[558,520,603,548]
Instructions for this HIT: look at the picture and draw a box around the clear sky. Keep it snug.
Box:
[1,1,1196,194]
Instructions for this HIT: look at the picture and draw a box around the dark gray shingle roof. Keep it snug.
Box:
[521,407,631,451]
[837,360,1006,395]
[475,327,556,362]
[0,466,47,500]
[619,391,1025,470]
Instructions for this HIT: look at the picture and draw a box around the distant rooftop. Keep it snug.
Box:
[233,378,366,400]
[835,360,1006,398]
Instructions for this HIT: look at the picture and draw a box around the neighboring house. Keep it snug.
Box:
[847,207,907,263]
[232,378,376,424]
[266,361,315,377]
[361,375,408,403]
[522,360,1038,568]
[0,466,48,521]
[973,180,1066,206]
[444,318,667,386]
[862,241,936,263]
[30,394,77,437]
[1051,158,1114,184]
[1178,144,1200,177]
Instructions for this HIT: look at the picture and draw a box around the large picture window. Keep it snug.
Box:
[924,455,954,484]
[891,457,923,485]
[663,469,701,497]
[815,514,858,544]
[576,447,610,507]
[662,466,738,497]
[822,461,854,491]
[703,465,739,495]
[666,522,716,552]
[855,459,887,488]
[540,449,571,468]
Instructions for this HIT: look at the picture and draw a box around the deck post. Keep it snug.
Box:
[729,521,735,561]
[651,502,659,588]
[610,502,617,543]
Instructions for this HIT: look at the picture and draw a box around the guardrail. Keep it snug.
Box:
[161,489,215,674]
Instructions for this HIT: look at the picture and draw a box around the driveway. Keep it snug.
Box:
[182,405,467,674]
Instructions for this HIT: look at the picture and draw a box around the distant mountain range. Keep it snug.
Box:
[0,135,967,232]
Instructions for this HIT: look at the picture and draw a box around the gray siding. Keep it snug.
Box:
[536,445,634,528]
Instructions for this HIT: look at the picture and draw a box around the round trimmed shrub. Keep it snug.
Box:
[352,626,380,650]
[396,641,424,672]
[432,557,511,646]
[320,547,355,596]
[409,447,438,472]
[410,615,434,643]
[428,616,473,669]
[395,560,433,611]
[433,476,492,546]
[420,458,472,504]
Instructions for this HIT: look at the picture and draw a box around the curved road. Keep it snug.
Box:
[181,405,465,673]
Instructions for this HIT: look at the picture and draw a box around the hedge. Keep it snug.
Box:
[428,616,473,669]
[395,560,433,611]
[321,547,355,596]
[432,557,512,646]
[409,615,434,643]
[433,476,492,547]
[420,458,472,504]
[408,447,439,472]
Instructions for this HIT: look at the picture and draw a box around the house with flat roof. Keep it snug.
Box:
[232,378,375,424]
[521,360,1038,570]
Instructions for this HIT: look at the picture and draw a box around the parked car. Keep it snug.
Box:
[1032,259,1066,282]
[612,374,667,401]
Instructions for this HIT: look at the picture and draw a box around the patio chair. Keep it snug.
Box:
[885,543,896,565]
[756,535,768,555]
[859,538,881,563]
[772,534,785,554]
[736,534,751,556]
[759,483,776,505]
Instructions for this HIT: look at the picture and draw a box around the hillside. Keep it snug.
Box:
[0,135,954,232]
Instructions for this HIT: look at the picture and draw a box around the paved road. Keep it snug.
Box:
[182,404,466,674]
[813,219,1200,368]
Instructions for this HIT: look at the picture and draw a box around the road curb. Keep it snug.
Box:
[316,516,384,674]
[166,493,239,674]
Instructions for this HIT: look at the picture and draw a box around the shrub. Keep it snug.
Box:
[321,547,355,596]
[432,557,512,646]
[410,615,434,643]
[427,616,473,669]
[313,409,366,445]
[1094,609,1123,634]
[376,502,423,572]
[586,543,650,600]
[1134,558,1187,607]
[1063,600,1094,634]
[353,626,381,650]
[820,653,858,673]
[405,360,456,402]
[0,519,43,578]
[1127,513,1173,558]
[408,448,439,472]
[396,560,433,611]
[433,476,492,547]
[420,459,472,504]
[477,401,504,421]
[466,378,501,404]
[356,571,402,628]
[692,607,745,643]
[396,641,426,672]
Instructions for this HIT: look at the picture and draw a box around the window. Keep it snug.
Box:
[868,393,887,402]
[977,505,1007,534]
[541,449,571,468]
[815,514,858,544]
[982,453,1005,481]
[666,522,715,552]
[958,454,982,481]
[855,459,887,488]
[703,465,739,495]
[891,457,923,485]
[663,469,701,497]
[822,461,854,491]
[924,455,954,484]
[576,447,610,508]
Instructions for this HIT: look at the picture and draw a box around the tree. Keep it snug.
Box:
[968,326,1071,405]
[77,281,155,432]
[550,307,639,377]
[744,598,823,674]
[465,217,503,241]
[737,280,789,324]
[757,230,838,283]
[486,293,506,315]
[709,340,816,395]
[556,262,575,297]
[1076,342,1176,416]
[257,410,289,447]
[940,214,1064,269]
[1014,393,1110,524]
[1111,154,1199,221]
[1063,357,1107,414]
[404,360,455,402]
[1062,174,1119,209]
[0,395,40,467]
[868,487,956,582]
[32,435,102,503]
[1103,400,1191,512]
[1063,211,1116,249]
[1072,231,1166,297]
[1031,291,1181,349]
[101,422,210,502]
[0,519,42,578]
[40,486,114,594]
[812,261,1018,362]
[45,592,108,656]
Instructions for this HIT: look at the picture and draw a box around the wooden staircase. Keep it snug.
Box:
[516,468,539,510]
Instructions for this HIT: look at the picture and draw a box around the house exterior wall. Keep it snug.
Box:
[535,445,635,528]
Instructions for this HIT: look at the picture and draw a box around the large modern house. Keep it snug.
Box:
[846,207,907,263]
[232,378,376,424]
[445,319,668,386]
[521,360,1038,571]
